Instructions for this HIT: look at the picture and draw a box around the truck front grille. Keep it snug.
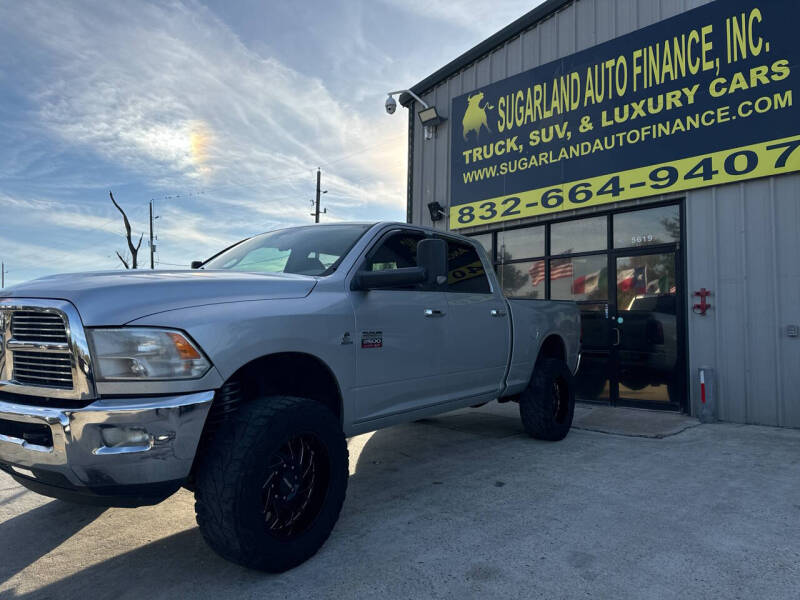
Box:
[12,351,74,389]
[11,311,69,343]
[1,300,94,400]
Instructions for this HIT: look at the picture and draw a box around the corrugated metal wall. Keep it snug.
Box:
[408,0,800,427]
[686,174,800,427]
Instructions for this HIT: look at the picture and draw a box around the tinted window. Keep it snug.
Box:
[446,239,491,294]
[613,205,680,248]
[551,216,607,255]
[469,233,493,259]
[365,231,424,272]
[499,259,545,298]
[550,254,608,301]
[498,226,544,261]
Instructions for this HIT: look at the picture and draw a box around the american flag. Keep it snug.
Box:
[550,260,574,280]
[528,261,546,286]
[529,260,573,285]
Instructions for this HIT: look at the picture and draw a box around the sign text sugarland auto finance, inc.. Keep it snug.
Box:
[449,0,800,229]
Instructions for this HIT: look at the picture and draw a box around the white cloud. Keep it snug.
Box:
[0,0,422,284]
[377,0,544,34]
[3,0,409,213]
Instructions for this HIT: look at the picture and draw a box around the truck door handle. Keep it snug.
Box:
[424,309,445,317]
[490,309,507,317]
[612,327,621,346]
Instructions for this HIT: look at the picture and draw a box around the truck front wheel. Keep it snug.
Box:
[194,396,348,572]
[519,358,575,441]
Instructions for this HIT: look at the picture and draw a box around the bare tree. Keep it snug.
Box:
[110,191,143,269]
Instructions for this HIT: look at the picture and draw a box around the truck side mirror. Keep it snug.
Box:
[190,261,204,269]
[417,238,448,287]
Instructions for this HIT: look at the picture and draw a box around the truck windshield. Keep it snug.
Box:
[203,224,371,276]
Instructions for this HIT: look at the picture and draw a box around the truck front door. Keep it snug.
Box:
[350,229,448,423]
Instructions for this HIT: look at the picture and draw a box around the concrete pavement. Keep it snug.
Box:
[1,402,799,599]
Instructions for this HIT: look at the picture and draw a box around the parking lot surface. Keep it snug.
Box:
[1,403,799,599]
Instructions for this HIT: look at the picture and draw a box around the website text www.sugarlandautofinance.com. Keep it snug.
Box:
[448,1,800,229]
[462,90,792,184]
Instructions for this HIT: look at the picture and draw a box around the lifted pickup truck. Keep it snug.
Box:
[0,222,579,571]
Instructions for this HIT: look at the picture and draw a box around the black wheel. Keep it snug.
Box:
[194,396,348,572]
[519,358,575,441]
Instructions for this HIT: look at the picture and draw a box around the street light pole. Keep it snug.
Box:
[1,262,7,289]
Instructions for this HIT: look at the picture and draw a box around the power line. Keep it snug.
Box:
[250,134,407,185]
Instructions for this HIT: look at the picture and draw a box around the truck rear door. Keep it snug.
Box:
[439,237,510,402]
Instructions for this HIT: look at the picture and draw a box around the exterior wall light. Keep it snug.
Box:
[385,89,447,140]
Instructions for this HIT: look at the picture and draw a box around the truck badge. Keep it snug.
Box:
[361,331,383,349]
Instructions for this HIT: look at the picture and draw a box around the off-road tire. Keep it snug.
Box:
[194,396,348,572]
[519,358,575,441]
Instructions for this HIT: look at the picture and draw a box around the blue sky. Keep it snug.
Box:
[0,0,542,287]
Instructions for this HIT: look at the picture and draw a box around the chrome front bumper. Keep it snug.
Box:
[0,391,213,505]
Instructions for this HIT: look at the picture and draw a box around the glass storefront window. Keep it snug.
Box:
[550,254,608,301]
[498,260,545,298]
[615,253,676,311]
[497,226,544,262]
[613,205,680,248]
[551,216,607,255]
[469,233,493,258]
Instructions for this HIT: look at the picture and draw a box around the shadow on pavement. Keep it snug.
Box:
[1,418,511,598]
[0,498,105,585]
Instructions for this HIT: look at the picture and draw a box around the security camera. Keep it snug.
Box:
[385,95,397,114]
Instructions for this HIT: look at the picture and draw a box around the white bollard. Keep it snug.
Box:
[698,366,715,423]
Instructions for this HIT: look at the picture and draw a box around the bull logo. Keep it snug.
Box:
[462,91,494,141]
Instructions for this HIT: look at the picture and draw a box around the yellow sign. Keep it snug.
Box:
[451,135,800,227]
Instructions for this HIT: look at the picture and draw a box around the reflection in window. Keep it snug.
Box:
[367,232,424,271]
[614,205,680,248]
[550,254,608,301]
[551,216,607,255]
[469,233,493,259]
[616,254,676,312]
[499,260,545,298]
[227,247,290,272]
[446,240,491,294]
[498,227,545,262]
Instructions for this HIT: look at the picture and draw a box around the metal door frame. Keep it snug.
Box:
[607,243,686,412]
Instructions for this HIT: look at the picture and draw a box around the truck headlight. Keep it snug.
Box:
[88,328,211,381]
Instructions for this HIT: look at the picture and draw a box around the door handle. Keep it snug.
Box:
[490,309,507,317]
[612,327,621,346]
[424,308,445,317]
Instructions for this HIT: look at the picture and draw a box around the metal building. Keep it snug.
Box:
[397,0,800,426]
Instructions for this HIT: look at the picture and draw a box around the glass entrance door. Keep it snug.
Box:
[613,252,682,406]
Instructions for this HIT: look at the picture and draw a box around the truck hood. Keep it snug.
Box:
[1,270,317,326]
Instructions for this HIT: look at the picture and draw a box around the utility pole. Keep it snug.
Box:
[149,201,159,269]
[311,168,327,223]
[1,262,7,289]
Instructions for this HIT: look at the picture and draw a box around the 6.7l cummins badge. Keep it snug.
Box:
[360,331,382,349]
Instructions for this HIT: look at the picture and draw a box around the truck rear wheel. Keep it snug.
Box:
[519,358,575,441]
[194,396,348,572]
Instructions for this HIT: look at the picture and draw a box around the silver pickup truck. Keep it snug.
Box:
[0,222,580,571]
